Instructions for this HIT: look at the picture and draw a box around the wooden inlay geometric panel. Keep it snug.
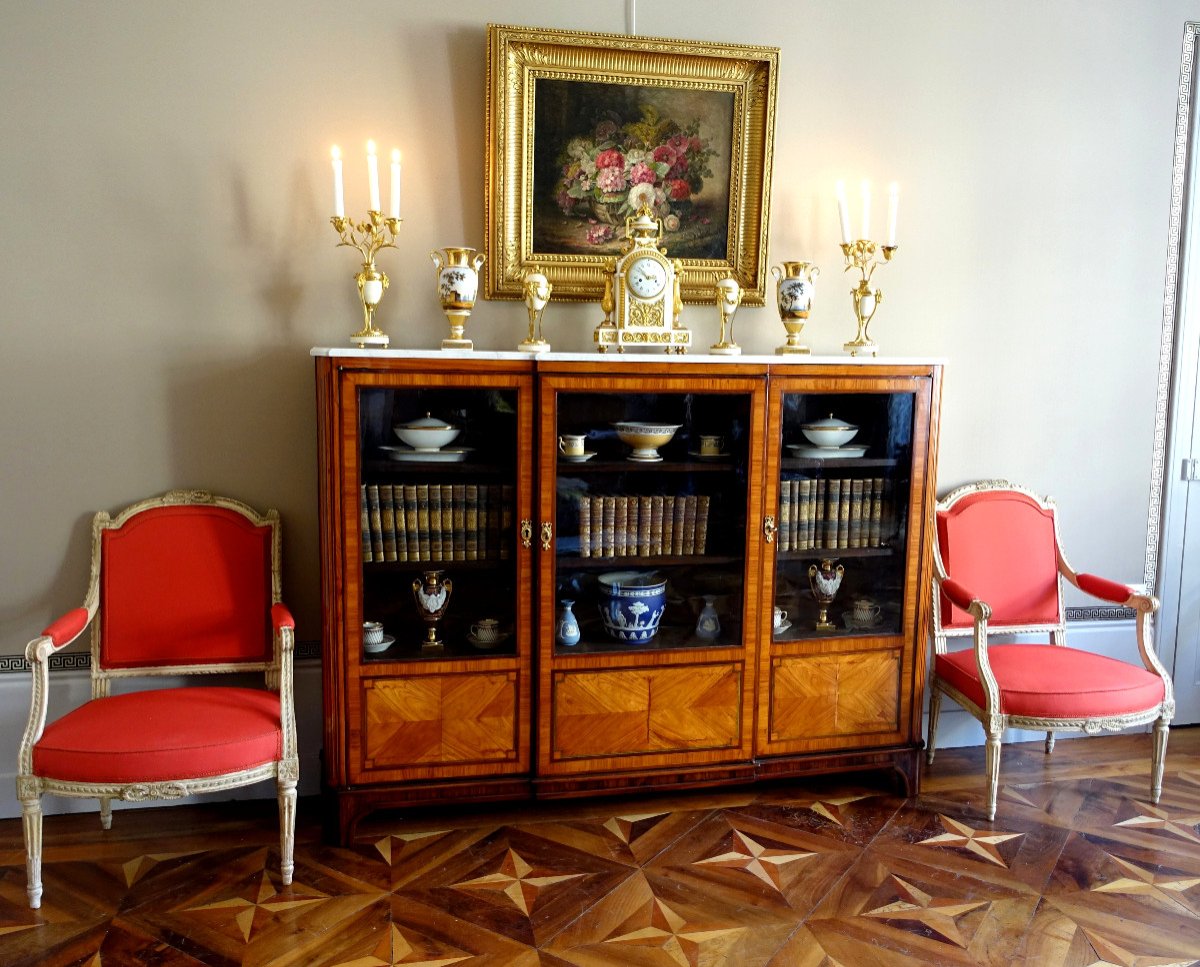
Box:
[362,672,518,769]
[552,663,741,759]
[770,650,900,742]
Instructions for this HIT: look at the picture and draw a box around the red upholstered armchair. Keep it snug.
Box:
[927,481,1173,820]
[16,491,298,909]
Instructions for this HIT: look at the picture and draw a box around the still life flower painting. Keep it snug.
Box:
[533,80,735,259]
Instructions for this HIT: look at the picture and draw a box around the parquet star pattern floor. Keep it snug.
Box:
[2,730,1200,965]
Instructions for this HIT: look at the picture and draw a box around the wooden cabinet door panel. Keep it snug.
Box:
[767,650,902,751]
[552,664,741,761]
[361,672,519,772]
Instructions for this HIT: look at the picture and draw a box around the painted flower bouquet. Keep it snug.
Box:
[554,105,717,244]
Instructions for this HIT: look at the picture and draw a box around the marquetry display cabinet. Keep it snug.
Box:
[314,349,942,842]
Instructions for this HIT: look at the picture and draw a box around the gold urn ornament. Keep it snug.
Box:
[431,246,486,350]
[594,205,690,354]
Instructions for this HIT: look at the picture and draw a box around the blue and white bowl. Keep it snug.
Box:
[597,570,667,643]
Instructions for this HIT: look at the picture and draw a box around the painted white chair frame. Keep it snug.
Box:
[927,480,1174,820]
[16,490,298,909]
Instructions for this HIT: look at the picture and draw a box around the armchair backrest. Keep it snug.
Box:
[933,482,1065,637]
[93,492,280,676]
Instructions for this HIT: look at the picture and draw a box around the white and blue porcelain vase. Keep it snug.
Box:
[556,599,581,646]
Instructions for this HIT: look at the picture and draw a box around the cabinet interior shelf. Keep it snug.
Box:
[363,557,508,570]
[776,547,894,561]
[559,459,737,473]
[562,553,742,569]
[365,459,511,477]
[780,457,899,471]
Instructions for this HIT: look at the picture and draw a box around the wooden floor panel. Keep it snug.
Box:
[2,729,1200,965]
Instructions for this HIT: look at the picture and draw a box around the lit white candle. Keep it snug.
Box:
[390,149,401,219]
[331,145,344,218]
[860,180,871,240]
[886,182,899,246]
[836,181,852,244]
[366,140,380,212]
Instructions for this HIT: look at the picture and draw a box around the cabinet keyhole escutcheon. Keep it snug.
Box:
[520,519,533,548]
[763,514,777,543]
[540,521,553,551]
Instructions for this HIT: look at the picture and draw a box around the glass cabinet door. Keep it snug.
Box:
[355,382,523,661]
[545,379,760,655]
[771,386,920,640]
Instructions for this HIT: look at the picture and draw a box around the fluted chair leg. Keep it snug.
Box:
[278,777,297,886]
[1045,731,1055,755]
[99,797,113,830]
[21,795,43,909]
[984,728,1002,821]
[926,688,942,766]
[1151,717,1170,804]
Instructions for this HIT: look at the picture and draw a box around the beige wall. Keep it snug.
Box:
[0,0,1190,650]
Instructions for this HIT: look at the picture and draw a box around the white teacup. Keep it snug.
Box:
[363,621,385,646]
[471,618,501,642]
[851,599,881,623]
[699,434,723,456]
[773,606,788,629]
[559,434,587,456]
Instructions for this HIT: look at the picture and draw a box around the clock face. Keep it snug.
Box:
[626,257,667,299]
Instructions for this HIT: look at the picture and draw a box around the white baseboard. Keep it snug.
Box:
[0,619,1151,820]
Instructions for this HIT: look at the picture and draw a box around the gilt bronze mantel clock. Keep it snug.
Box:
[594,206,691,354]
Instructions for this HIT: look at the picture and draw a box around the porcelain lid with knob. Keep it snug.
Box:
[800,413,857,432]
[397,412,455,430]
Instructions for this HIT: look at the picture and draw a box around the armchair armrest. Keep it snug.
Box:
[26,607,92,663]
[272,603,296,637]
[1075,572,1156,611]
[939,577,993,620]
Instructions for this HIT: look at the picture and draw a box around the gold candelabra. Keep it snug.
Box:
[330,211,402,348]
[840,239,897,356]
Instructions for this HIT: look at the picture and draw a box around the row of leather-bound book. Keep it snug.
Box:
[361,482,514,563]
[577,493,711,558]
[779,476,895,552]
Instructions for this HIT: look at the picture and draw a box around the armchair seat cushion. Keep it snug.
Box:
[934,644,1166,720]
[32,686,282,784]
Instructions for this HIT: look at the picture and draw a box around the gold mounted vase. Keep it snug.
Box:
[709,277,743,355]
[771,261,820,355]
[412,569,453,652]
[808,558,845,631]
[431,246,486,350]
[518,266,553,353]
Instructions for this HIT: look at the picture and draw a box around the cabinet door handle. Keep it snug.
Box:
[540,521,553,551]
[763,514,777,543]
[520,519,533,548]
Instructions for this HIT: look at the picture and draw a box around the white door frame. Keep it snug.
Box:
[1149,22,1200,720]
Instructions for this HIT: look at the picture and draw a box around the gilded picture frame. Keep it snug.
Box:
[485,23,778,306]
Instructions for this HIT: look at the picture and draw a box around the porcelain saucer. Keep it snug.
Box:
[380,445,473,463]
[772,619,793,636]
[468,631,511,648]
[363,634,395,654]
[688,450,731,460]
[560,451,597,463]
[843,613,883,630]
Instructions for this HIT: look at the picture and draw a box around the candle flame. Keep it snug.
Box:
[392,149,401,163]
[366,139,377,156]
[331,145,341,160]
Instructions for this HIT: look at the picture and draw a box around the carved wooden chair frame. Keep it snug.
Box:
[927,479,1174,820]
[16,490,298,909]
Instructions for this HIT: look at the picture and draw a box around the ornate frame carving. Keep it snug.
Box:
[485,23,778,306]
